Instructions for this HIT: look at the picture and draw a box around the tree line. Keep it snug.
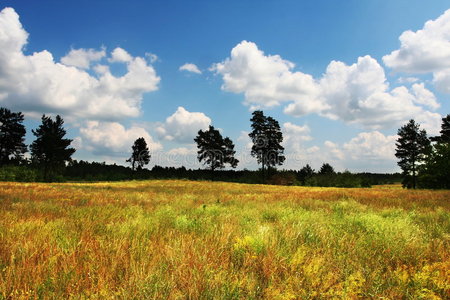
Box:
[395,115,450,189]
[0,108,75,181]
[1,106,446,188]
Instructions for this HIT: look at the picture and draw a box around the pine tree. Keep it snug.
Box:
[249,111,285,178]
[30,115,75,181]
[395,119,430,189]
[430,114,450,143]
[194,125,238,171]
[419,114,450,189]
[127,137,151,170]
[0,107,27,165]
[298,164,314,185]
[319,163,335,175]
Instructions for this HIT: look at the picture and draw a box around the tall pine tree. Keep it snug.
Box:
[419,114,450,189]
[249,111,285,178]
[30,115,75,181]
[0,107,27,165]
[395,119,430,189]
[430,114,450,143]
[127,137,151,170]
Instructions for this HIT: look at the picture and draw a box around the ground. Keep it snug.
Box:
[0,180,449,299]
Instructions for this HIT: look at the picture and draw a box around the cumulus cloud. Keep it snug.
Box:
[397,77,419,84]
[342,131,397,161]
[281,130,399,172]
[212,41,319,111]
[282,122,312,153]
[0,7,160,121]
[383,9,450,73]
[383,9,450,94]
[156,107,211,143]
[433,69,450,94]
[179,63,202,74]
[78,121,162,156]
[109,47,133,63]
[213,41,441,132]
[61,48,106,69]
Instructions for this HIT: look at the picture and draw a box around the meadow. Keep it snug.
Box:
[0,180,449,299]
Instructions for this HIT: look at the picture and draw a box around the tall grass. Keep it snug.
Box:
[0,180,449,299]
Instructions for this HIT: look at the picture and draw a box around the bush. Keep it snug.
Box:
[267,172,296,185]
[0,165,39,182]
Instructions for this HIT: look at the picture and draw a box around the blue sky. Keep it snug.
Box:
[1,0,450,172]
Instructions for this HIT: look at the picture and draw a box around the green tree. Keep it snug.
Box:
[319,163,335,175]
[430,114,450,143]
[0,107,27,165]
[194,125,238,171]
[30,115,75,181]
[127,137,151,171]
[249,111,285,177]
[395,119,430,189]
[419,143,450,189]
[298,164,314,185]
[419,114,450,189]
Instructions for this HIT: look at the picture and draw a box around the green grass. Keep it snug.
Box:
[0,180,449,299]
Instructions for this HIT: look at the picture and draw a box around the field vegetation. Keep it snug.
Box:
[0,180,449,299]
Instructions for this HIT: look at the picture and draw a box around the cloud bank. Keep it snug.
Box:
[0,7,160,121]
[213,41,441,133]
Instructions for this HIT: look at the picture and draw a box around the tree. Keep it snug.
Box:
[419,142,450,189]
[430,114,450,143]
[127,137,151,171]
[249,111,285,177]
[419,114,450,189]
[395,119,430,189]
[194,125,238,171]
[298,164,315,185]
[0,107,27,165]
[30,115,75,181]
[319,163,335,175]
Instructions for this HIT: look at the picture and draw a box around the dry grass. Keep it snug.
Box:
[0,180,449,299]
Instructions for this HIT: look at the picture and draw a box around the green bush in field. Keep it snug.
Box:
[0,165,39,182]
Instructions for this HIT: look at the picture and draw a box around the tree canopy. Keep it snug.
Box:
[30,115,75,181]
[419,114,450,189]
[431,114,450,144]
[249,110,285,176]
[319,163,335,175]
[0,107,27,165]
[127,137,151,171]
[395,119,430,189]
[194,125,238,171]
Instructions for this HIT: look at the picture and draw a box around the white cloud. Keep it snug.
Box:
[0,7,160,121]
[61,48,106,69]
[213,41,441,131]
[167,146,197,156]
[109,47,133,63]
[145,52,158,63]
[282,122,312,153]
[433,69,450,93]
[281,130,399,172]
[411,83,439,110]
[156,107,211,143]
[383,9,450,95]
[179,63,202,74]
[383,9,450,73]
[78,121,162,156]
[342,131,397,161]
[212,41,320,111]
[397,77,419,84]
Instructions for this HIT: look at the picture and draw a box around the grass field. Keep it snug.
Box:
[0,180,449,299]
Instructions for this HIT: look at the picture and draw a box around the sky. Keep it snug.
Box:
[1,0,450,172]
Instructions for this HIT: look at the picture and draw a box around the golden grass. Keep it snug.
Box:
[0,180,449,299]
